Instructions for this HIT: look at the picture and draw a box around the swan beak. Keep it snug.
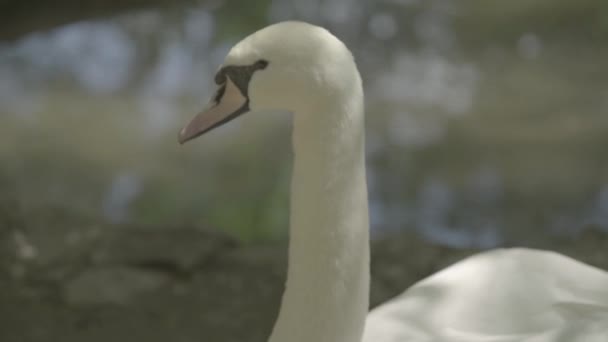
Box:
[178,76,249,144]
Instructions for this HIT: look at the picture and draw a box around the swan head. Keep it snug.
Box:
[179,21,359,144]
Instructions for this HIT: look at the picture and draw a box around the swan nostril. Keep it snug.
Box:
[214,70,227,85]
[213,84,226,103]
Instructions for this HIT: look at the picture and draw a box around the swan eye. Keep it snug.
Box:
[214,60,267,87]
[255,59,269,69]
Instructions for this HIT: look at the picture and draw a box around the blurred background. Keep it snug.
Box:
[1,0,607,341]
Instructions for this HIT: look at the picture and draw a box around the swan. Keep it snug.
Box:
[178,21,608,342]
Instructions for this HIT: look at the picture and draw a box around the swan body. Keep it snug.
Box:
[364,248,608,342]
[179,21,608,342]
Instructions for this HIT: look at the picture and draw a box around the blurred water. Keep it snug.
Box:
[0,0,607,244]
[102,171,143,224]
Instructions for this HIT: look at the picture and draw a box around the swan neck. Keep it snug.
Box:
[269,94,369,342]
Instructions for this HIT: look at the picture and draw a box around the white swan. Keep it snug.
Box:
[179,21,608,342]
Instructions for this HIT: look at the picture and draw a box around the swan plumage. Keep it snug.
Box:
[179,21,608,342]
[364,248,608,341]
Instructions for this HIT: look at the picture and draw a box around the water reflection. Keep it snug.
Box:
[0,1,606,244]
[587,186,608,233]
[102,171,142,223]
[517,33,542,60]
[371,51,478,115]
